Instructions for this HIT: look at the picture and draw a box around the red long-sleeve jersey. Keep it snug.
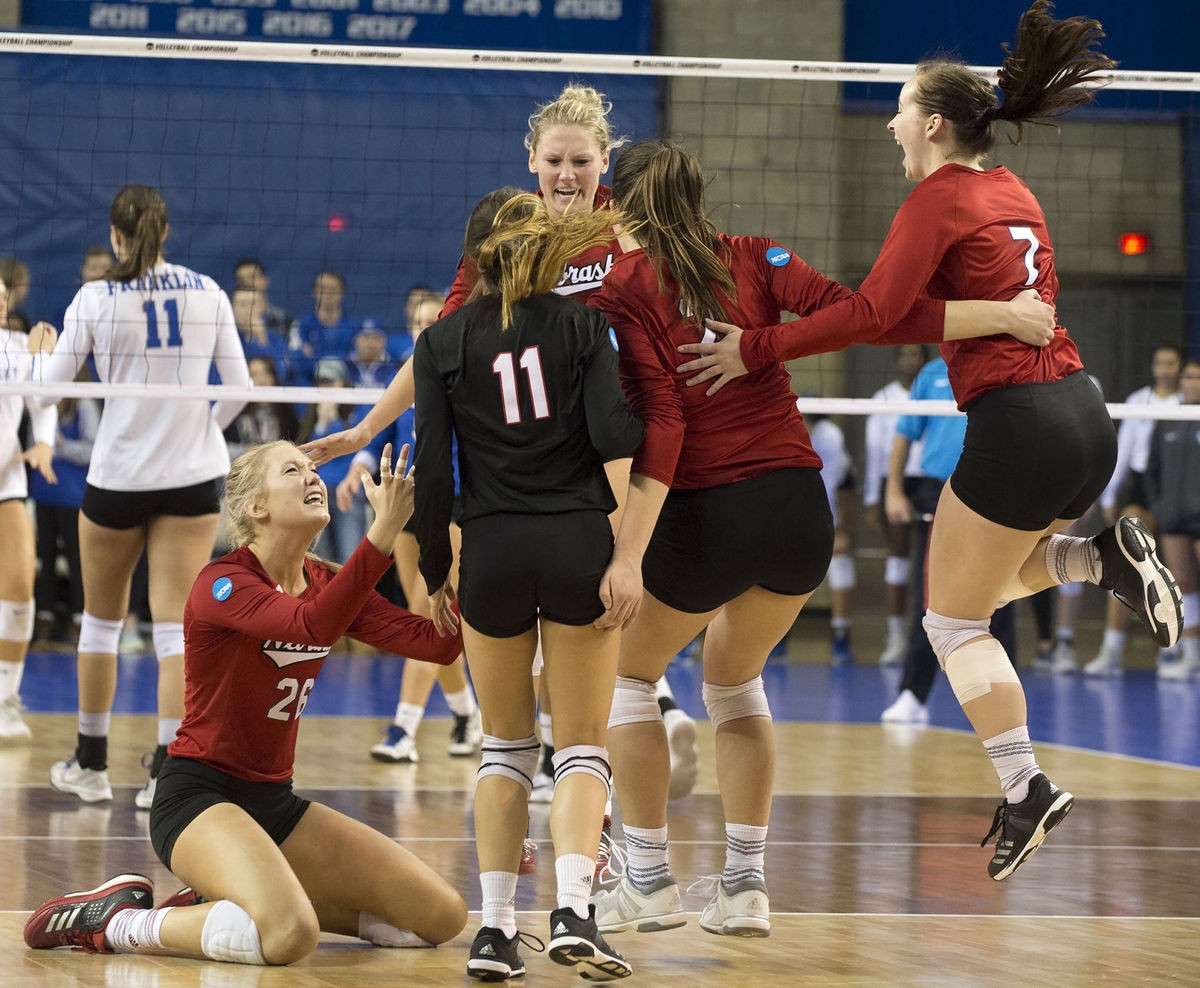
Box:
[740,165,1083,407]
[172,538,461,782]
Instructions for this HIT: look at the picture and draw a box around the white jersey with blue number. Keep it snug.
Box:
[36,262,249,491]
[1,327,58,500]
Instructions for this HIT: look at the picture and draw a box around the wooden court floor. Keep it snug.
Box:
[3,713,1199,986]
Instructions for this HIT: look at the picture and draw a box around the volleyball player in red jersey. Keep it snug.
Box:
[580,138,1058,939]
[677,2,1183,882]
[25,441,467,965]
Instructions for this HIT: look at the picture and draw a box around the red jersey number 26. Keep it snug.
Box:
[1008,226,1041,287]
[267,677,315,722]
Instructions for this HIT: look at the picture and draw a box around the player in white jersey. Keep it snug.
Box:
[29,185,250,805]
[1084,345,1182,676]
[807,409,858,665]
[0,279,58,741]
[862,344,927,666]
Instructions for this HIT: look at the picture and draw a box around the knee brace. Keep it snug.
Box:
[941,637,1020,705]
[477,734,540,794]
[1183,592,1200,631]
[200,900,266,965]
[551,744,611,787]
[922,610,992,668]
[884,556,910,588]
[78,612,123,654]
[827,554,856,592]
[702,676,770,728]
[608,676,659,728]
[152,622,185,662]
[0,599,34,642]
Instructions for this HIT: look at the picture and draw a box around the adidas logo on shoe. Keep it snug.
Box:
[479,943,496,956]
[553,922,568,935]
[746,896,763,911]
[132,890,148,901]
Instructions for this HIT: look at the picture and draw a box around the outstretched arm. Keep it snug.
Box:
[301,357,415,465]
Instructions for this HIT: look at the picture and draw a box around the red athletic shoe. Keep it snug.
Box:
[24,874,154,952]
[159,886,205,909]
[519,838,538,875]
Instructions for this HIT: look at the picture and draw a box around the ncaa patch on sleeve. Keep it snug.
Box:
[212,577,233,601]
[609,326,619,351]
[766,246,791,267]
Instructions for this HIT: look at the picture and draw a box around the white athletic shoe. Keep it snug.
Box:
[664,708,698,800]
[0,695,32,741]
[1082,644,1123,678]
[529,770,554,804]
[134,776,156,811]
[697,879,770,938]
[50,758,113,803]
[878,633,906,667]
[880,689,929,725]
[591,877,686,934]
[1051,641,1078,674]
[1157,652,1199,681]
[370,725,419,763]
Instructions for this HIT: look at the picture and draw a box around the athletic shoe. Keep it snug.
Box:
[24,873,153,952]
[0,694,32,741]
[370,725,419,764]
[547,904,632,980]
[1052,641,1078,674]
[529,770,554,804]
[1096,517,1184,648]
[158,886,205,909]
[697,878,770,938]
[831,629,855,666]
[1082,644,1123,678]
[448,709,483,757]
[595,816,628,887]
[135,745,168,811]
[467,925,543,982]
[117,624,147,655]
[878,632,906,667]
[1157,652,1199,681]
[519,838,537,876]
[591,877,686,934]
[980,772,1074,881]
[1032,644,1055,671]
[664,708,698,800]
[50,757,112,803]
[880,689,929,725]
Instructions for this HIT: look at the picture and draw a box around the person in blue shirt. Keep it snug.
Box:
[287,271,361,385]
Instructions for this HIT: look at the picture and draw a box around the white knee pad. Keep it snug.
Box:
[942,637,1020,705]
[608,676,659,728]
[551,744,611,788]
[0,599,34,642]
[702,676,770,728]
[1057,580,1082,599]
[200,900,266,965]
[884,556,910,588]
[77,612,123,654]
[827,554,856,591]
[922,610,992,668]
[478,734,541,795]
[152,622,185,662]
[1183,593,1200,630]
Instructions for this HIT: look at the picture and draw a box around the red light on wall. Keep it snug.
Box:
[1119,232,1150,255]
[327,213,349,233]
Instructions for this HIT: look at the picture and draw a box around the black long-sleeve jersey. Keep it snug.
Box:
[412,292,644,594]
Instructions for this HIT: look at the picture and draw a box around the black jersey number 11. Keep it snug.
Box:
[492,347,550,425]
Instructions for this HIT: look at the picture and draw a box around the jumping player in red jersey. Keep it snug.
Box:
[414,192,642,982]
[675,2,1183,882]
[25,441,467,965]
[582,138,1058,940]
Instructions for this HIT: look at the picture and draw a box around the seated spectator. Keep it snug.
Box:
[231,288,290,383]
[347,322,398,391]
[288,271,359,385]
[0,258,32,334]
[233,258,290,337]
[388,286,445,363]
[224,357,301,461]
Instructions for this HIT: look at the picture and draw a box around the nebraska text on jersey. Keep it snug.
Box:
[262,640,332,668]
[556,253,615,296]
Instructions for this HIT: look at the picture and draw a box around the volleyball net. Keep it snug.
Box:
[1,33,1198,426]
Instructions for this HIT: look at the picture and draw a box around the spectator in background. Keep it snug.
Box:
[346,322,398,391]
[224,356,301,462]
[288,270,359,385]
[388,285,443,363]
[233,258,290,337]
[1146,356,1200,680]
[0,258,32,334]
[231,287,290,384]
[863,343,927,666]
[80,246,115,285]
[299,358,369,563]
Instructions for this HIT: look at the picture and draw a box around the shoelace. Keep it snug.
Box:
[517,931,545,953]
[685,874,723,898]
[595,832,627,887]
[980,803,1010,849]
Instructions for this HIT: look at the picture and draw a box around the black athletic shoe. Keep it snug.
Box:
[467,926,543,982]
[980,773,1074,881]
[548,904,632,981]
[1096,516,1183,648]
[24,874,153,952]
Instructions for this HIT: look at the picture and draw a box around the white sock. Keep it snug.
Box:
[831,617,851,635]
[554,853,595,919]
[723,822,767,891]
[480,871,518,938]
[887,614,905,640]
[1044,534,1101,586]
[1102,629,1126,656]
[0,660,23,702]
[105,905,169,953]
[358,912,432,947]
[654,677,675,701]
[393,702,424,737]
[623,824,669,891]
[157,718,182,747]
[78,711,111,737]
[983,726,1040,802]
[538,711,553,750]
[443,687,476,718]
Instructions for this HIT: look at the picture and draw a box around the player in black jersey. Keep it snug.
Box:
[413,190,641,982]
